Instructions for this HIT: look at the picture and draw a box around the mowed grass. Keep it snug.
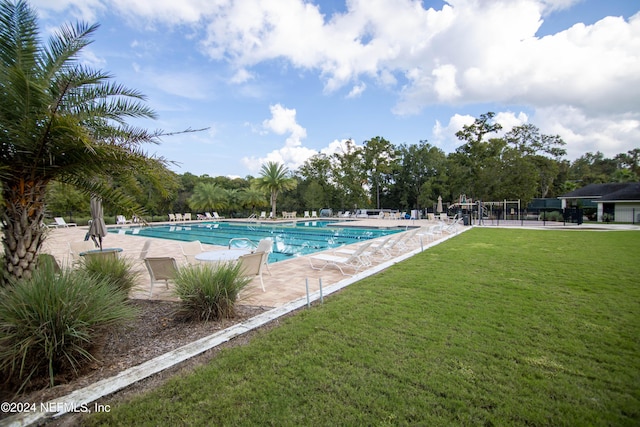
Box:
[87,228,640,426]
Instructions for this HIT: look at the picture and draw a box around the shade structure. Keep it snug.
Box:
[88,196,107,250]
[436,195,443,214]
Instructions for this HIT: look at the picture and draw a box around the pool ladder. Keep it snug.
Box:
[228,237,258,249]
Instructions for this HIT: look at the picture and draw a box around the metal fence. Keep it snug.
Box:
[461,206,639,226]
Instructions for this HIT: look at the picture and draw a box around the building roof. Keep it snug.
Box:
[598,182,640,202]
[559,182,640,200]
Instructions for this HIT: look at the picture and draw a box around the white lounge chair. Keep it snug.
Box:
[175,213,183,221]
[365,235,393,260]
[385,228,422,253]
[180,240,205,264]
[259,211,267,220]
[335,236,392,261]
[309,240,374,275]
[144,257,178,297]
[183,213,192,221]
[304,211,310,218]
[443,217,463,234]
[311,211,318,218]
[168,213,176,222]
[53,217,77,227]
[417,223,443,243]
[116,215,132,225]
[212,212,225,219]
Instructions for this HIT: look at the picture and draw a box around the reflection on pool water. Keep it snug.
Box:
[110,220,402,263]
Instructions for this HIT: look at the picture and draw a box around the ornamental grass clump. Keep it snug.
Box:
[174,262,251,322]
[0,262,137,393]
[80,254,139,297]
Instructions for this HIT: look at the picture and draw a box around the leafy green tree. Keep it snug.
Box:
[393,141,447,211]
[302,181,326,212]
[569,152,618,185]
[362,136,398,209]
[450,112,504,201]
[0,1,172,279]
[331,139,367,210]
[614,149,640,181]
[45,182,89,218]
[253,161,297,218]
[504,124,566,200]
[297,153,337,209]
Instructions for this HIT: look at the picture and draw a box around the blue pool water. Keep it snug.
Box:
[110,220,402,263]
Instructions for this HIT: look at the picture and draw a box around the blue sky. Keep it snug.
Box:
[35,0,640,177]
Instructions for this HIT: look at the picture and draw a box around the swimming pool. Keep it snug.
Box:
[110,220,402,263]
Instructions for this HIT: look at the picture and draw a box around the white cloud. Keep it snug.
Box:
[533,106,640,159]
[242,104,317,173]
[493,111,530,135]
[261,104,307,145]
[39,1,640,119]
[347,83,366,98]
[32,0,105,22]
[432,110,530,152]
[134,67,214,100]
[80,49,106,68]
[432,113,475,151]
[432,64,461,102]
[34,0,640,166]
[229,68,254,84]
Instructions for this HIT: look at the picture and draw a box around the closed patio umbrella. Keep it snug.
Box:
[88,196,107,250]
[436,195,443,214]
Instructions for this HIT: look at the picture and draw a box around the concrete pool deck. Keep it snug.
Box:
[40,217,449,308]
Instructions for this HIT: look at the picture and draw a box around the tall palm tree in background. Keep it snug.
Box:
[0,1,173,280]
[253,162,297,219]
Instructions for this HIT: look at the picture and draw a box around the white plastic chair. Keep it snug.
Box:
[144,257,178,297]
[254,238,273,274]
[238,251,267,291]
[180,240,205,264]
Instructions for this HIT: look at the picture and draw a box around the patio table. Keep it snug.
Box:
[195,249,251,262]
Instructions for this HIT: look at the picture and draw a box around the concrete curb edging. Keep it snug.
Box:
[2,227,470,427]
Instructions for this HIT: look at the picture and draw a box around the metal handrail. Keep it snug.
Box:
[228,237,258,249]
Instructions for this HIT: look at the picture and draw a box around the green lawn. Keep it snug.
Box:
[87,228,640,426]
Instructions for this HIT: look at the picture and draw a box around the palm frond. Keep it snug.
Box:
[0,0,39,70]
[40,21,98,81]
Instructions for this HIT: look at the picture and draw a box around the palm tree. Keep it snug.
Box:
[187,183,228,213]
[0,1,171,280]
[253,162,297,219]
[239,187,268,215]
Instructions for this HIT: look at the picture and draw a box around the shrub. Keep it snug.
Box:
[539,210,563,222]
[174,262,251,322]
[0,262,137,392]
[80,254,139,297]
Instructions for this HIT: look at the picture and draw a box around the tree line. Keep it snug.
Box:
[44,112,640,220]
